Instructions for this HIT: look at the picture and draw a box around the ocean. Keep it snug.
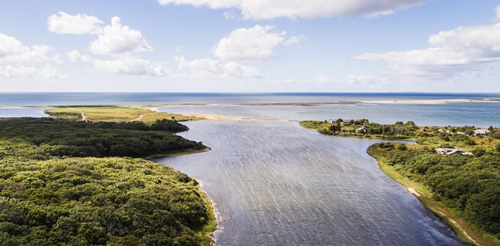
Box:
[1,92,499,126]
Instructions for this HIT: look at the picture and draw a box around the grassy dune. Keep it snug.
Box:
[45,106,205,122]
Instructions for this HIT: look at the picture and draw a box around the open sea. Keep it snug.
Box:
[1,92,499,126]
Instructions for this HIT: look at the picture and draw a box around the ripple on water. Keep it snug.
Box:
[153,120,465,246]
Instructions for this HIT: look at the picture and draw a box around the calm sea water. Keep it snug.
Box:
[1,92,498,126]
[0,92,499,106]
[160,102,500,127]
[153,121,465,246]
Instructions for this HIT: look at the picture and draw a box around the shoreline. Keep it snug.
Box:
[2,97,499,109]
[144,146,217,245]
[300,121,498,246]
[196,179,221,246]
[366,148,486,246]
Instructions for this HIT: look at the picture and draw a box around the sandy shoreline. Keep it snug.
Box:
[147,98,500,109]
[361,99,500,104]
[2,98,498,109]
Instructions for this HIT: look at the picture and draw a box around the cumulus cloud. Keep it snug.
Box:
[93,56,169,76]
[213,25,298,62]
[90,16,152,55]
[0,64,64,79]
[355,23,500,77]
[67,50,91,62]
[0,33,50,62]
[48,12,103,34]
[157,0,430,19]
[174,56,260,79]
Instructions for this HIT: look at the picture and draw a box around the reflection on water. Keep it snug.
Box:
[0,108,49,118]
[153,121,464,246]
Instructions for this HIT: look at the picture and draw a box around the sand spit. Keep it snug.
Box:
[362,99,500,105]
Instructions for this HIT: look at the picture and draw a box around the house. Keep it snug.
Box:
[341,119,354,126]
[473,129,490,136]
[357,125,368,133]
[436,148,463,155]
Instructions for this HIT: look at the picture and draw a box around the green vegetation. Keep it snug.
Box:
[0,118,204,158]
[140,112,206,123]
[302,119,500,246]
[45,106,205,122]
[0,118,215,245]
[45,106,151,121]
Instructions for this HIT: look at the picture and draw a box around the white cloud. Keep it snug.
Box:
[314,76,336,84]
[213,25,291,62]
[93,56,169,76]
[496,5,500,20]
[174,56,260,79]
[0,64,64,79]
[355,23,500,77]
[224,10,237,20]
[175,45,184,53]
[158,0,240,9]
[52,54,63,64]
[157,0,430,19]
[67,50,91,62]
[90,16,152,55]
[48,12,103,34]
[0,33,49,62]
[283,35,304,46]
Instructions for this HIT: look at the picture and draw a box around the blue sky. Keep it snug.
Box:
[0,0,499,92]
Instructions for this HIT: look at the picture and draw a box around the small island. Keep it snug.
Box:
[301,119,500,246]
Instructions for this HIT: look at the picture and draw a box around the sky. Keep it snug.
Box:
[0,0,499,92]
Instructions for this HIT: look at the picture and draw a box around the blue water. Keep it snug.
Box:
[1,92,499,126]
[160,102,500,127]
[0,92,499,106]
[154,121,466,246]
[0,107,51,118]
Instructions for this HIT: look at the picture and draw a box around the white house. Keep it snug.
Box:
[436,148,463,155]
[473,129,490,136]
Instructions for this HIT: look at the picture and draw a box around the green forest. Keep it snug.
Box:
[302,119,500,246]
[370,144,499,244]
[0,118,215,245]
[0,118,204,158]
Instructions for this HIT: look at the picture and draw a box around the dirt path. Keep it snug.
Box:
[130,112,154,122]
[79,111,86,121]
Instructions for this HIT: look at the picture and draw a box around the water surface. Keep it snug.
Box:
[0,108,50,118]
[159,102,500,127]
[153,121,465,246]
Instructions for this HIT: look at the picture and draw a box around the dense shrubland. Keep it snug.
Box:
[370,143,499,240]
[0,118,214,245]
[0,118,203,158]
